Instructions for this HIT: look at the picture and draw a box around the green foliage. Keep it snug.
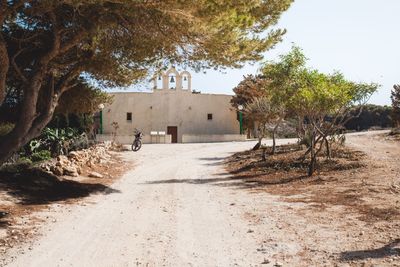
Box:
[344,105,393,131]
[30,150,52,162]
[0,122,14,136]
[392,85,400,127]
[237,46,379,176]
[289,68,378,176]
[56,80,113,116]
[261,45,307,111]
[25,127,86,157]
[2,0,294,92]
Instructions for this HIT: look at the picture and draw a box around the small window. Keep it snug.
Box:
[126,112,132,121]
[207,113,213,120]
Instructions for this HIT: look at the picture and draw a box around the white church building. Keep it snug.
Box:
[98,67,245,144]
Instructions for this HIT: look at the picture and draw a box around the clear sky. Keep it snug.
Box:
[124,0,400,105]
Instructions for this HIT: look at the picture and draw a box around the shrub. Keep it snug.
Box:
[0,157,32,173]
[30,150,52,162]
[25,127,84,156]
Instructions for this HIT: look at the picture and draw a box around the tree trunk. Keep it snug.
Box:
[308,131,316,176]
[0,10,88,165]
[253,137,262,150]
[262,147,267,161]
[325,138,331,159]
[252,122,264,150]
[65,112,70,127]
[0,94,60,165]
[272,130,276,155]
[0,72,68,165]
[271,118,283,155]
[0,34,9,106]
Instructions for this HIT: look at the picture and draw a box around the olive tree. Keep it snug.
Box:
[243,96,283,153]
[291,70,378,176]
[260,46,307,140]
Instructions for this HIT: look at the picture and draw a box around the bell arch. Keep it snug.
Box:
[165,67,180,90]
[180,71,191,90]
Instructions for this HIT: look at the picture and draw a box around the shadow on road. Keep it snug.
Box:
[144,156,307,189]
[144,173,306,189]
[340,239,400,261]
[197,157,226,167]
[0,164,120,206]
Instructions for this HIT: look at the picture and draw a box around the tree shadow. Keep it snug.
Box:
[198,157,226,161]
[197,157,226,166]
[142,153,309,189]
[0,166,120,205]
[144,173,307,190]
[0,212,9,228]
[340,239,400,261]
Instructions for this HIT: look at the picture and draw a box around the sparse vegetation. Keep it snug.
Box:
[243,97,284,153]
[392,84,400,127]
[234,46,379,176]
[343,104,393,131]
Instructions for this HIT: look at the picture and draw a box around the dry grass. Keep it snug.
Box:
[225,143,400,223]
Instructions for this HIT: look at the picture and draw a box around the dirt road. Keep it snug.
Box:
[4,132,400,266]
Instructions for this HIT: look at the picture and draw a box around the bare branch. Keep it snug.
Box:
[59,30,87,54]
[55,64,85,95]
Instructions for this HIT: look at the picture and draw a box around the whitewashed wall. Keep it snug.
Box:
[97,134,172,144]
[182,134,246,143]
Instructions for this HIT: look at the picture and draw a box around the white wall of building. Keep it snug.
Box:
[101,68,242,143]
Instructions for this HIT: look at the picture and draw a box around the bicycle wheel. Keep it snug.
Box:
[131,140,142,151]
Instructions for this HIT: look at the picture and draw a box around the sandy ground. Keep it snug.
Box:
[2,131,400,266]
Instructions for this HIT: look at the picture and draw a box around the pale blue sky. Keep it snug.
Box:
[124,0,400,105]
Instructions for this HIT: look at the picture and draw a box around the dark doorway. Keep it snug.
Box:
[167,126,178,143]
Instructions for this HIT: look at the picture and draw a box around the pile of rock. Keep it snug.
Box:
[41,142,112,177]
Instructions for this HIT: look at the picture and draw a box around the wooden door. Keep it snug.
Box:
[167,126,178,143]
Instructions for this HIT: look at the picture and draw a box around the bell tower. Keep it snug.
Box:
[153,67,192,92]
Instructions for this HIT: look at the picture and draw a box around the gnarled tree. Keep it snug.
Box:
[243,96,283,152]
[0,0,293,164]
[291,70,378,176]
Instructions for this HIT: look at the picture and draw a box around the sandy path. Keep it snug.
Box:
[4,131,399,267]
[5,139,297,267]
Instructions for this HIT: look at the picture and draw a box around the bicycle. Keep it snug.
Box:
[131,129,143,151]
